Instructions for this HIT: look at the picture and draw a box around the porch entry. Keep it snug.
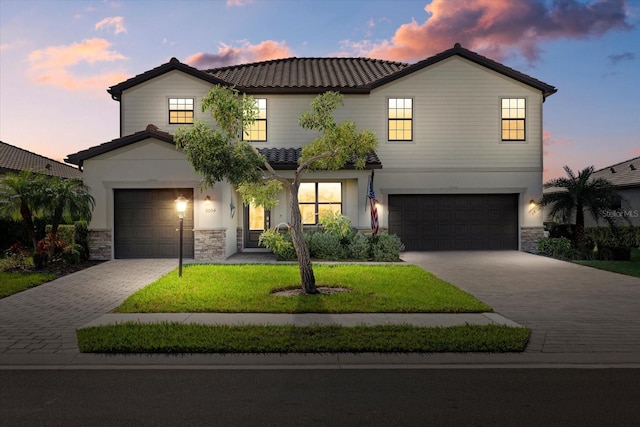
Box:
[244,203,271,248]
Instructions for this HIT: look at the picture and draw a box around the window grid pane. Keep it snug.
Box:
[388,98,413,141]
[501,98,525,141]
[169,98,194,124]
[298,182,342,225]
[244,98,267,142]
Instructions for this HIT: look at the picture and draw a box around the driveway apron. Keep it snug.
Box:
[402,251,640,353]
[0,260,176,355]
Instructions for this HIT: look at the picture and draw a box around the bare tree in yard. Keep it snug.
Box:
[175,86,377,294]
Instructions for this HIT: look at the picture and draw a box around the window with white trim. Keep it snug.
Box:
[388,98,413,141]
[169,98,194,124]
[501,98,526,141]
[244,98,267,142]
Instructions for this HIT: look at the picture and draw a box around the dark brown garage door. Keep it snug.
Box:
[114,189,194,258]
[388,194,518,251]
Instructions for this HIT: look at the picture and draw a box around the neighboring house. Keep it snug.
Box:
[66,43,557,261]
[586,157,640,227]
[0,141,82,179]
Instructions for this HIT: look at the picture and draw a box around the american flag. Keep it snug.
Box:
[368,172,379,235]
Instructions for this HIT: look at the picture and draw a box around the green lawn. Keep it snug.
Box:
[77,322,530,353]
[115,264,492,313]
[574,248,640,278]
[0,272,55,298]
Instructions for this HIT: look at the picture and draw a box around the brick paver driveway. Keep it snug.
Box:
[403,251,640,353]
[0,260,176,355]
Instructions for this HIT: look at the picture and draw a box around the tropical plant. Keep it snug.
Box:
[0,170,48,251]
[175,86,377,293]
[41,177,94,258]
[537,166,624,249]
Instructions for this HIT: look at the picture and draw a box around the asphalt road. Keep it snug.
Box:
[1,369,638,426]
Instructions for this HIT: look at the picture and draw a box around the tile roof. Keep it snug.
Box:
[592,156,640,188]
[106,43,556,98]
[257,147,382,170]
[65,125,174,168]
[206,57,408,93]
[65,124,383,170]
[0,141,82,178]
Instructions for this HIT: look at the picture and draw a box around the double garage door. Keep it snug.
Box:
[388,194,518,251]
[114,189,194,259]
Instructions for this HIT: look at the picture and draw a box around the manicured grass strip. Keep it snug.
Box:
[574,248,640,278]
[115,264,491,313]
[0,272,55,298]
[77,322,530,353]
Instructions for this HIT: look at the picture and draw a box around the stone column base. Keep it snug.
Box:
[88,229,112,260]
[194,229,226,262]
[521,226,544,252]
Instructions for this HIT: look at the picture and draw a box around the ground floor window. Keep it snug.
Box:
[298,182,342,224]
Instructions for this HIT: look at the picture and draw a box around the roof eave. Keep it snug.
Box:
[107,58,230,101]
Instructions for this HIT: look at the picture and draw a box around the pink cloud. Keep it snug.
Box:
[185,40,293,68]
[630,147,640,156]
[28,38,127,90]
[543,131,574,181]
[95,16,127,35]
[363,0,631,63]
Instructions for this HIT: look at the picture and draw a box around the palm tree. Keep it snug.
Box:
[41,176,95,258]
[538,165,623,249]
[0,170,48,251]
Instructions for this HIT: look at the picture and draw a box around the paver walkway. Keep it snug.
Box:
[0,259,176,355]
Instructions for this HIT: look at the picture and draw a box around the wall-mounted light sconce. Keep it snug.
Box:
[529,199,536,206]
[230,200,236,218]
[204,195,212,203]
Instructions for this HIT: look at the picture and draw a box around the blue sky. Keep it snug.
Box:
[1,0,638,181]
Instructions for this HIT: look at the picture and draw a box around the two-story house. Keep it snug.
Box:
[65,43,557,261]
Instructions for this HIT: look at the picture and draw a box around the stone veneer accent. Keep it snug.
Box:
[88,229,112,260]
[194,229,226,262]
[520,226,544,252]
[237,227,242,252]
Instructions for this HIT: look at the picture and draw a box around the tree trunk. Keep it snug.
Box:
[574,205,586,250]
[49,205,63,259]
[20,202,38,251]
[289,181,317,294]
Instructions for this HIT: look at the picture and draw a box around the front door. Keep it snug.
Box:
[244,204,270,248]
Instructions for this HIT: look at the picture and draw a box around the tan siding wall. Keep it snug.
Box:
[121,70,213,136]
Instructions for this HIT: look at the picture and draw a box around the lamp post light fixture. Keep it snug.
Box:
[175,195,188,277]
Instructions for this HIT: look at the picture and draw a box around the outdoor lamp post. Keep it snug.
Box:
[175,195,188,277]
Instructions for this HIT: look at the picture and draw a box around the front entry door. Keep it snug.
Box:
[244,204,271,248]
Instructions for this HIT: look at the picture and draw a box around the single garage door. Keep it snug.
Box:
[114,189,194,258]
[388,194,518,251]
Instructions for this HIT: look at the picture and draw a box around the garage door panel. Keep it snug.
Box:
[114,189,194,259]
[389,194,518,251]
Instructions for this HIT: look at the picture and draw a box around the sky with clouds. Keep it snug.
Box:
[0,0,638,181]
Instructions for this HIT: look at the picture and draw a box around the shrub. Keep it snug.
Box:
[74,221,90,261]
[0,243,29,272]
[348,232,371,261]
[306,231,346,260]
[318,211,353,240]
[61,244,83,264]
[45,224,76,247]
[258,228,296,260]
[537,237,573,259]
[371,234,404,262]
[586,226,638,248]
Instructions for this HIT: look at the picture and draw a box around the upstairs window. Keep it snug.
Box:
[244,98,267,142]
[169,98,194,124]
[501,98,526,141]
[298,182,342,225]
[388,98,413,141]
